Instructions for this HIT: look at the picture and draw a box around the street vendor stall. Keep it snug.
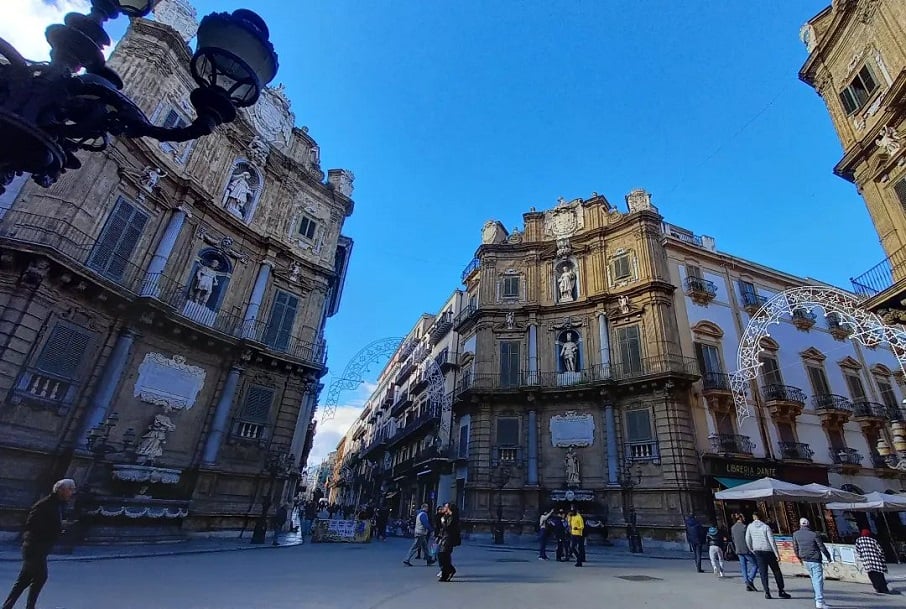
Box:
[827,491,906,563]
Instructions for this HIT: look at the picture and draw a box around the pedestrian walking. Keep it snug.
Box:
[538,508,554,560]
[2,479,76,609]
[731,514,759,591]
[374,506,388,541]
[792,517,833,608]
[550,509,568,561]
[568,506,585,567]
[403,503,436,567]
[706,526,726,577]
[685,515,706,573]
[436,503,461,582]
[854,529,892,594]
[745,512,791,600]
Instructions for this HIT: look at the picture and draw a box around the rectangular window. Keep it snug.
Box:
[161,109,188,130]
[616,325,643,375]
[686,264,703,279]
[844,373,867,402]
[262,290,299,352]
[236,385,275,440]
[298,215,318,240]
[87,197,148,282]
[776,421,796,444]
[895,179,906,213]
[738,280,757,306]
[806,365,831,396]
[496,417,519,446]
[458,424,469,459]
[839,65,879,115]
[158,109,190,158]
[694,342,722,374]
[626,409,653,442]
[502,276,520,299]
[499,340,521,387]
[18,322,94,405]
[612,253,632,280]
[760,356,783,386]
[878,380,899,410]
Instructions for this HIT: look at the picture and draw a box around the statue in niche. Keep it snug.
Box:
[505,311,515,329]
[136,413,177,463]
[191,259,221,305]
[619,295,630,315]
[140,166,166,192]
[558,263,576,303]
[224,170,254,219]
[565,447,581,487]
[560,332,579,372]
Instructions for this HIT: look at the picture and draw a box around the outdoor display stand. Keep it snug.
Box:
[311,518,371,543]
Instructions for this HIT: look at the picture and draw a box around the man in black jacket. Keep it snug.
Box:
[2,479,76,609]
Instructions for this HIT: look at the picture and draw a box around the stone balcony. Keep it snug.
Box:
[709,434,754,456]
[812,393,854,427]
[777,441,813,462]
[762,384,807,421]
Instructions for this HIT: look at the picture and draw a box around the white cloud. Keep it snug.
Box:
[1,1,92,62]
[307,381,378,465]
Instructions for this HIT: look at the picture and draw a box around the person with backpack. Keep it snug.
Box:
[538,508,555,560]
[706,526,726,577]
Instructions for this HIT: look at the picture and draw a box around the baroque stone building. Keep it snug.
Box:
[0,8,353,541]
[799,1,906,318]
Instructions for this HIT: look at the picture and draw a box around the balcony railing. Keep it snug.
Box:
[387,405,440,447]
[762,384,807,405]
[429,311,454,344]
[453,303,479,329]
[854,401,888,419]
[709,434,754,455]
[491,446,524,467]
[792,308,817,329]
[778,441,813,461]
[871,452,889,469]
[702,372,731,392]
[684,276,717,299]
[830,447,863,466]
[812,394,854,413]
[741,292,768,312]
[625,441,659,462]
[461,257,480,282]
[851,245,906,297]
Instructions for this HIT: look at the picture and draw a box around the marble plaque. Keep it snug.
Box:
[134,353,206,411]
[549,411,595,447]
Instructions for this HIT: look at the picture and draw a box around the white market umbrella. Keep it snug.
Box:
[801,483,866,504]
[714,477,828,503]
[826,491,906,512]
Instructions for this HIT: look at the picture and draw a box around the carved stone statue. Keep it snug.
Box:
[619,295,630,315]
[248,136,270,166]
[560,332,578,372]
[289,262,302,283]
[192,259,220,305]
[136,414,177,463]
[565,447,581,487]
[224,170,254,219]
[558,263,576,303]
[876,125,902,156]
[505,311,515,329]
[140,166,166,192]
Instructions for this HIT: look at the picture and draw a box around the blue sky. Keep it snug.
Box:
[6,2,882,463]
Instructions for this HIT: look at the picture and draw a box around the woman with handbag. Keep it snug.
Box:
[436,502,462,582]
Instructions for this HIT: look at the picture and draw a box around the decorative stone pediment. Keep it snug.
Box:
[248,85,294,150]
[800,347,826,362]
[838,356,862,370]
[870,363,892,377]
[691,320,724,339]
[759,336,780,351]
[543,197,585,239]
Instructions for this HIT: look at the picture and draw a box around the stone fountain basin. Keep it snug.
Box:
[111,464,183,485]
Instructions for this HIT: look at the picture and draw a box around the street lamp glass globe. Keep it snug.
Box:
[116,0,153,17]
[192,9,279,107]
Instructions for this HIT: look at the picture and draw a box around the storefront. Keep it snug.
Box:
[703,456,832,537]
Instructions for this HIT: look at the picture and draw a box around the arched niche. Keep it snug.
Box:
[184,248,233,326]
[555,329,582,374]
[555,257,579,303]
[221,158,264,223]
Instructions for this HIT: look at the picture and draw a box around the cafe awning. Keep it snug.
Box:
[715,477,751,489]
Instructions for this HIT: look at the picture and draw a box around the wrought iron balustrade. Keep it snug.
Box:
[830,447,863,466]
[778,441,813,461]
[761,384,807,405]
[684,276,717,297]
[709,434,754,455]
[854,401,888,419]
[812,393,854,413]
[702,372,731,391]
[741,292,768,311]
[851,246,906,297]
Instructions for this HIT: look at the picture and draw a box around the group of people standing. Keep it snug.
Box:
[538,506,587,566]
[687,512,894,608]
[402,503,461,582]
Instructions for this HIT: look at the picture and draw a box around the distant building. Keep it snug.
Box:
[0,9,353,541]
[800,2,906,320]
[336,190,905,544]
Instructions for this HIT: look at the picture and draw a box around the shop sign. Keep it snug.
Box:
[550,489,594,502]
[708,459,779,480]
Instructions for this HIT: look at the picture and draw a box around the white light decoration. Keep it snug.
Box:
[733,286,906,425]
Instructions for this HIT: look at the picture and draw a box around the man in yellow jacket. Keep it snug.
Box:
[568,506,585,567]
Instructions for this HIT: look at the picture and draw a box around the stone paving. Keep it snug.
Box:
[0,538,902,609]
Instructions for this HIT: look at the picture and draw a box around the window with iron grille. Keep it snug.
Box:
[838,65,878,115]
[16,322,95,407]
[87,197,148,282]
[501,276,520,299]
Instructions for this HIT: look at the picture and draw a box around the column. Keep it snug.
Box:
[528,323,538,385]
[598,313,611,378]
[527,410,539,485]
[242,261,273,338]
[202,366,243,465]
[289,380,316,460]
[78,328,137,448]
[141,207,187,296]
[604,401,619,485]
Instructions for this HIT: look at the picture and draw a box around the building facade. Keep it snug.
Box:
[0,10,353,541]
[332,291,465,517]
[799,1,906,318]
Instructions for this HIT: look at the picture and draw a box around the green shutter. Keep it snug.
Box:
[35,324,92,379]
[88,198,148,281]
[240,385,275,423]
[263,291,299,351]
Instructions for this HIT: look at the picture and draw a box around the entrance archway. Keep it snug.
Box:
[732,286,906,423]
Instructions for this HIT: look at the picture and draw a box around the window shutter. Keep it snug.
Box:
[878,381,898,410]
[760,356,783,386]
[240,385,275,422]
[807,366,830,395]
[263,291,299,351]
[844,374,866,401]
[458,425,469,459]
[496,418,519,446]
[617,326,642,373]
[502,276,519,298]
[686,265,703,279]
[626,409,652,442]
[499,341,520,386]
[894,180,906,212]
[613,255,631,279]
[88,198,148,281]
[35,324,92,379]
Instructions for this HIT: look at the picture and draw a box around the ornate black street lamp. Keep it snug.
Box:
[0,0,278,194]
[251,447,294,545]
[618,460,643,554]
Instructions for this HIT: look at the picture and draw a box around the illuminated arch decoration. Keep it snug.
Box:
[320,337,454,447]
[732,286,906,423]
